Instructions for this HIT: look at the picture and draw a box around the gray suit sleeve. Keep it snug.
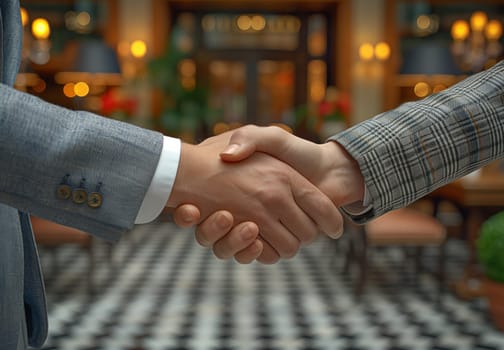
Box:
[331,60,504,223]
[0,83,164,240]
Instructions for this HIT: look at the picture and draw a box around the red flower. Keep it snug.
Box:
[101,89,138,116]
[318,101,334,117]
[335,93,351,116]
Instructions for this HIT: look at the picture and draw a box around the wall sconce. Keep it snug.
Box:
[130,40,147,59]
[358,41,391,61]
[31,18,50,40]
[451,11,503,73]
[29,17,51,65]
[115,39,148,78]
[16,8,45,93]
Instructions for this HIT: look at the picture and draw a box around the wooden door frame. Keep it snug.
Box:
[153,0,352,94]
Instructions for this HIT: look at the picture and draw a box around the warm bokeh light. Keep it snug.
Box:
[32,18,51,40]
[63,83,76,98]
[251,15,266,31]
[375,42,391,61]
[130,40,147,58]
[76,11,91,27]
[179,59,196,77]
[359,43,374,61]
[416,15,431,30]
[32,79,47,93]
[451,20,470,41]
[485,20,503,41]
[237,15,252,31]
[74,82,90,97]
[213,122,230,135]
[308,32,327,56]
[20,7,29,27]
[470,11,488,32]
[414,82,430,98]
[432,84,447,93]
[181,77,196,90]
[308,59,325,75]
[310,81,326,102]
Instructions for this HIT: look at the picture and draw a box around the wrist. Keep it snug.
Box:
[318,141,365,206]
[166,143,198,208]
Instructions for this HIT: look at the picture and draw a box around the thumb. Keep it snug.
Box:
[220,142,256,162]
[220,125,289,163]
[172,204,201,228]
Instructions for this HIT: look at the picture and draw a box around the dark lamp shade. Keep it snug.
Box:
[73,39,121,74]
[400,43,462,75]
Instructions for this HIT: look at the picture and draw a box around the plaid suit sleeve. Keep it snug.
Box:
[330,60,504,223]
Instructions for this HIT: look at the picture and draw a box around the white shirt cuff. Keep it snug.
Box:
[135,136,181,224]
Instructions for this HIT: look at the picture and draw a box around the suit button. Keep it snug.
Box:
[56,185,72,200]
[72,189,87,204]
[87,192,103,208]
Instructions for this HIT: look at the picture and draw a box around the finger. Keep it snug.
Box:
[251,166,321,248]
[255,238,281,264]
[220,125,315,168]
[219,126,261,162]
[213,222,259,260]
[256,220,301,259]
[290,174,344,239]
[220,125,288,162]
[172,204,201,227]
[234,240,263,264]
[277,195,319,245]
[194,211,234,247]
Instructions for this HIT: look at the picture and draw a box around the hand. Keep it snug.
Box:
[174,125,365,263]
[167,131,343,264]
[219,125,365,206]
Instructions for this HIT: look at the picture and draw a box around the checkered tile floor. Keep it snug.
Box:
[36,222,504,350]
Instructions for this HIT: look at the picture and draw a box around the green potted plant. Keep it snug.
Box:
[477,210,504,331]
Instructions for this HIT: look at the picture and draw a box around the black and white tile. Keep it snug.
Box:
[37,222,504,350]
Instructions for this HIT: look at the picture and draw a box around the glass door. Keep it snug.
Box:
[256,60,295,126]
[203,57,297,126]
[171,11,331,135]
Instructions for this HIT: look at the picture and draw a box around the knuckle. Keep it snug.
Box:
[258,255,279,264]
[299,186,321,201]
[256,181,289,207]
[280,240,300,259]
[213,247,230,260]
[256,188,279,206]
[267,125,284,136]
[195,234,209,247]
[235,255,253,264]
[299,229,318,244]
[234,124,256,139]
[195,228,212,247]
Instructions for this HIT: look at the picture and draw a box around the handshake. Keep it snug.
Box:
[166,125,366,265]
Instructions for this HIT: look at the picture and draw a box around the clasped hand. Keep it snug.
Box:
[166,125,365,264]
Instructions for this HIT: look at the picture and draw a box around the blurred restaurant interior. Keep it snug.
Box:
[16,0,504,349]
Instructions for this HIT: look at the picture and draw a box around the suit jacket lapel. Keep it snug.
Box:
[0,5,4,83]
[0,1,49,347]
[0,0,22,86]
